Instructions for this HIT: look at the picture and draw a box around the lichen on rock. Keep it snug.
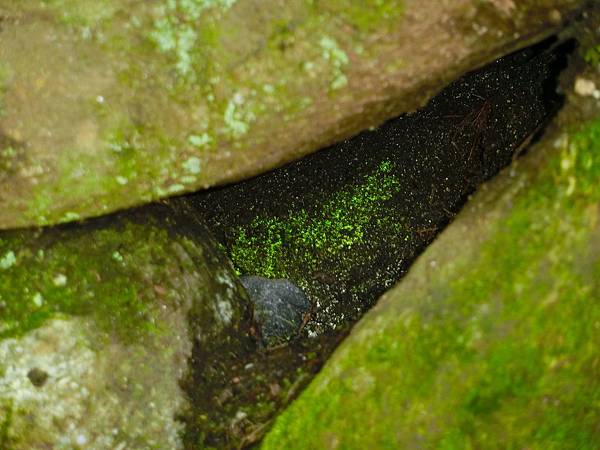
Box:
[0,0,585,229]
[0,204,254,449]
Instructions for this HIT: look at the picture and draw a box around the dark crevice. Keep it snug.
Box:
[173,36,575,448]
[181,35,572,334]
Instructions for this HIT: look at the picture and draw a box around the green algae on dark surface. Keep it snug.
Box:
[261,92,600,450]
[186,38,569,336]
[229,160,406,279]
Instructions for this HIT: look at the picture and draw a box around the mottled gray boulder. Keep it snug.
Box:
[0,205,254,449]
[241,276,310,346]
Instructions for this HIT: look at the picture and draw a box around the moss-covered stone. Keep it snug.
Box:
[0,0,585,229]
[0,205,254,448]
[261,42,600,450]
[229,160,405,279]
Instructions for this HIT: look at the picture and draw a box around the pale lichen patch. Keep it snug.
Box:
[215,298,234,325]
[168,183,185,194]
[182,156,202,175]
[32,292,44,308]
[60,212,81,223]
[0,251,16,270]
[188,133,213,148]
[149,0,239,75]
[319,36,350,91]
[52,274,68,287]
[223,94,255,138]
[116,175,128,185]
[112,251,124,263]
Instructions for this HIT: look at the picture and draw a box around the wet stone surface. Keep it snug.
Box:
[240,276,311,346]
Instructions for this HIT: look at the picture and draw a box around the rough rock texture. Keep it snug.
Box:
[0,205,254,449]
[262,18,600,450]
[0,0,585,229]
[241,276,310,346]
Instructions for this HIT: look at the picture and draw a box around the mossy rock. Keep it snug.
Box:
[0,0,584,228]
[0,205,254,448]
[261,29,600,450]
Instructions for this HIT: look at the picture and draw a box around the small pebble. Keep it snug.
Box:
[240,276,311,346]
[574,77,597,97]
[27,367,49,387]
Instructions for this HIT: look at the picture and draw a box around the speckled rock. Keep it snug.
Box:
[0,0,586,229]
[241,276,310,346]
[0,204,254,449]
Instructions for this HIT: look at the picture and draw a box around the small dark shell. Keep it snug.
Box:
[240,276,311,346]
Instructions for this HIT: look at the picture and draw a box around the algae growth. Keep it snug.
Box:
[0,0,413,228]
[230,160,406,279]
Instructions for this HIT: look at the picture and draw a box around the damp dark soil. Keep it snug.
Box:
[184,37,571,333]
[175,37,574,448]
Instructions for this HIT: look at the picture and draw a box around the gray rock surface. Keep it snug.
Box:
[241,276,310,346]
[0,204,254,449]
[0,0,584,229]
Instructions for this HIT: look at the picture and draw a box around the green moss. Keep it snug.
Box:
[316,0,405,34]
[0,61,10,117]
[0,401,13,449]
[262,118,600,449]
[229,161,407,278]
[0,220,178,341]
[583,45,600,66]
[1,0,411,228]
[23,118,181,226]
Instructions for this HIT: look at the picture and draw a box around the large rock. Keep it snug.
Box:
[0,0,585,228]
[262,19,600,450]
[0,205,254,448]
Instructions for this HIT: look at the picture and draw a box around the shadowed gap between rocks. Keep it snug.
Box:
[172,35,576,448]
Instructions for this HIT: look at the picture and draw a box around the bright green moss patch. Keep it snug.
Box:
[262,118,600,449]
[583,45,600,66]
[230,161,407,278]
[0,220,177,341]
